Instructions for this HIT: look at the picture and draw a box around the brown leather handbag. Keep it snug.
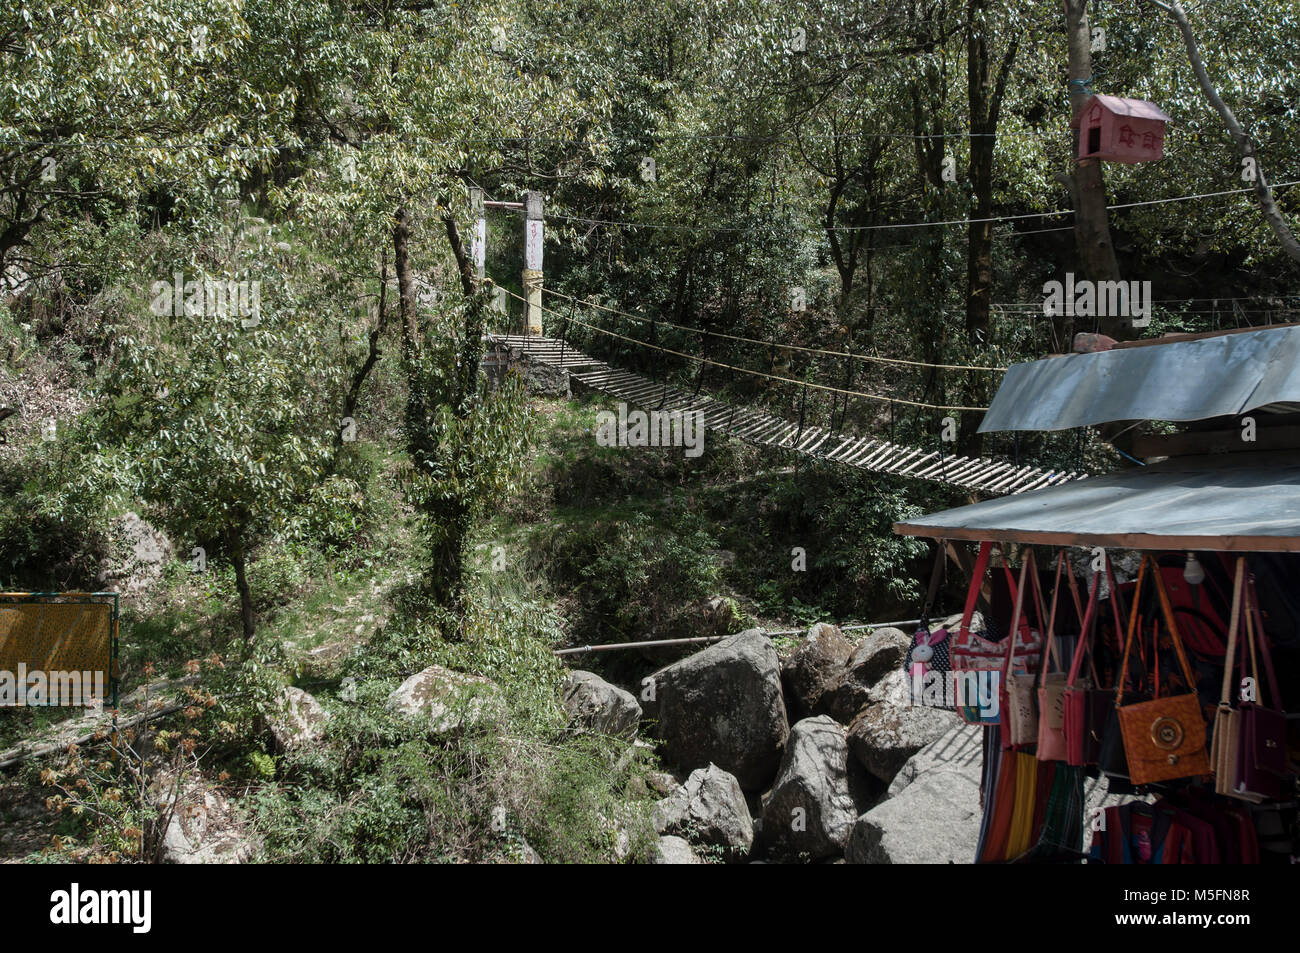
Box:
[1115,556,1212,786]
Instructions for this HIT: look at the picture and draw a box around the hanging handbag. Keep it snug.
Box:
[1063,557,1114,767]
[1006,553,1048,746]
[1210,557,1247,797]
[1234,579,1287,800]
[1115,556,1212,786]
[905,544,954,707]
[1035,553,1071,760]
[953,545,1042,725]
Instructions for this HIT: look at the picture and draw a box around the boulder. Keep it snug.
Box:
[846,770,982,864]
[96,512,172,600]
[846,722,982,864]
[653,835,700,864]
[386,665,504,734]
[269,686,330,750]
[646,770,683,798]
[652,763,753,857]
[562,670,641,739]
[508,841,544,864]
[846,669,959,784]
[644,629,788,790]
[756,716,858,861]
[697,596,737,635]
[782,623,853,719]
[844,627,913,690]
[156,773,258,864]
[817,626,913,723]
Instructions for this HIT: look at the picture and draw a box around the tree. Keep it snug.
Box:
[1141,0,1300,266]
[1061,0,1124,337]
[961,0,1019,456]
[99,263,347,646]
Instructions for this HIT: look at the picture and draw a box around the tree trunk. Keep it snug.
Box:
[393,206,419,358]
[231,545,255,646]
[1065,0,1125,339]
[961,5,1019,458]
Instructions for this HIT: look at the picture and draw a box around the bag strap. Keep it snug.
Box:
[1065,566,1101,686]
[1217,557,1247,709]
[1026,552,1051,646]
[1244,591,1262,705]
[1148,555,1199,693]
[1000,561,1034,641]
[1064,557,1103,684]
[1244,572,1281,708]
[918,542,946,628]
[960,542,994,640]
[1002,554,1033,680]
[1116,557,1149,707]
[1038,552,1067,687]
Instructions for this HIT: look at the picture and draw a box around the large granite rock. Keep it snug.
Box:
[817,626,914,723]
[653,835,701,864]
[563,670,641,739]
[782,623,854,719]
[644,629,789,790]
[756,716,859,862]
[386,665,504,734]
[846,669,959,784]
[269,686,330,750]
[652,763,754,858]
[845,722,983,864]
[156,773,259,864]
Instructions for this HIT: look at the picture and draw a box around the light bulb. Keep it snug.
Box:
[1183,552,1206,586]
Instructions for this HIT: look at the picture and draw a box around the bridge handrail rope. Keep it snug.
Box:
[542,287,1008,373]
[492,285,990,412]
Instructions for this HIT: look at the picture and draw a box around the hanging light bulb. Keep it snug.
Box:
[1183,552,1206,586]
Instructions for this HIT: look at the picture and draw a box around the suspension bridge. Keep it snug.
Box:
[488,292,1084,495]
[474,187,1086,495]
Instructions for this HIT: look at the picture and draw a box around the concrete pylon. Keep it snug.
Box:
[523,190,543,335]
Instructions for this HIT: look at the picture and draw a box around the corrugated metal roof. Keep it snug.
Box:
[980,325,1300,433]
[1070,93,1173,125]
[893,451,1300,551]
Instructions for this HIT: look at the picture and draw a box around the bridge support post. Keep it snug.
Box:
[470,186,486,284]
[523,190,544,335]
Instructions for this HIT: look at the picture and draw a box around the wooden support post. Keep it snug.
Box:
[523,190,543,335]
[470,186,486,283]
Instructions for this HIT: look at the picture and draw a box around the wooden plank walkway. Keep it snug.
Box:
[489,335,1082,495]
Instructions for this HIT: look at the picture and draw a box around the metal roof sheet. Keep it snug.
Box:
[979,325,1300,433]
[893,451,1300,551]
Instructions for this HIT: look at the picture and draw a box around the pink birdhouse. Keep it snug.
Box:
[1070,94,1171,164]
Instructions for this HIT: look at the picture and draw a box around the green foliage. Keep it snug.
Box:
[249,596,654,863]
[545,507,721,643]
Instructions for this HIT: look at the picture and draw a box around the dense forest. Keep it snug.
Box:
[1,0,1297,865]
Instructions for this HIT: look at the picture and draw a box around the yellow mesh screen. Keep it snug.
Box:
[0,598,113,678]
